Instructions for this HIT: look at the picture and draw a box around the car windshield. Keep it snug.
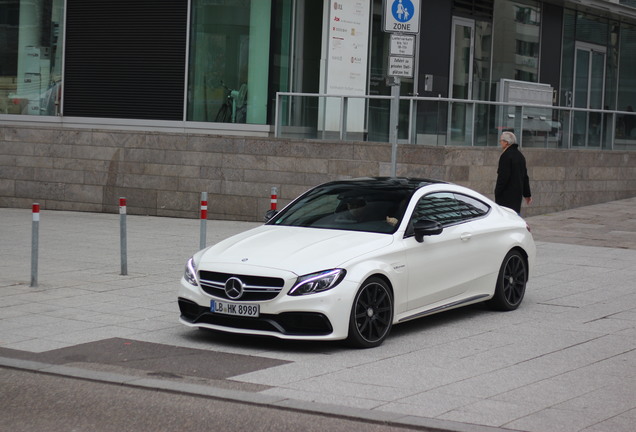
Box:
[269,180,415,234]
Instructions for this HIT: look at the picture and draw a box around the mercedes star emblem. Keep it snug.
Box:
[225,276,245,300]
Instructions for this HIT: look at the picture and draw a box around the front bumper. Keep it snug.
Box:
[179,298,333,335]
[178,276,356,341]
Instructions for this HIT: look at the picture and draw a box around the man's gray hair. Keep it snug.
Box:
[500,131,517,145]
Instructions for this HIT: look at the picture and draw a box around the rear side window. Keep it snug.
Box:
[411,192,490,226]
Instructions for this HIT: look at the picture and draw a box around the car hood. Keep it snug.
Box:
[198,225,394,275]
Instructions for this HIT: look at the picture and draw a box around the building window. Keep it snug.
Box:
[187,0,278,125]
[618,23,636,137]
[492,0,540,84]
[0,0,64,116]
[514,6,539,25]
[515,40,538,58]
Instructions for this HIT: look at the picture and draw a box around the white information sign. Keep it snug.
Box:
[390,34,415,56]
[323,0,371,133]
[326,1,370,96]
[384,0,420,34]
[388,55,414,78]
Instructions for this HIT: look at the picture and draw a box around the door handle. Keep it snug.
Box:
[460,233,472,241]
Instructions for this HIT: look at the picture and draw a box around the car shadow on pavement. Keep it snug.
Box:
[183,302,494,352]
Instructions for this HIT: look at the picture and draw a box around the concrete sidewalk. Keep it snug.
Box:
[1,198,636,432]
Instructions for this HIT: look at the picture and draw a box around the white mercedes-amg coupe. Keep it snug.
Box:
[178,177,536,348]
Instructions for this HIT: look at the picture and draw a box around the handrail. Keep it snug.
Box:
[274,91,636,151]
[276,91,636,115]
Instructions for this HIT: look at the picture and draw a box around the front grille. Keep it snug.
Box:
[178,298,333,336]
[198,271,285,301]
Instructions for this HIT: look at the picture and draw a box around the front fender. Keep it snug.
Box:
[343,252,408,316]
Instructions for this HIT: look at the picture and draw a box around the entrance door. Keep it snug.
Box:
[573,42,606,147]
[448,17,474,145]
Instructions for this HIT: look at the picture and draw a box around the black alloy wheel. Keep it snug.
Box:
[347,277,393,348]
[489,249,527,311]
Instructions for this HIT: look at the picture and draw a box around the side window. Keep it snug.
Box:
[410,192,490,227]
[454,193,490,219]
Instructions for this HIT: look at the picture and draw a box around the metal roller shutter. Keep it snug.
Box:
[63,0,187,120]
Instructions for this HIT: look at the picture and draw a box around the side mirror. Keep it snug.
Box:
[413,219,443,243]
[264,209,278,222]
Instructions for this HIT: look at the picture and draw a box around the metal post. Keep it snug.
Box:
[270,186,278,211]
[609,112,616,150]
[514,105,523,145]
[567,108,574,149]
[389,77,401,177]
[200,192,208,250]
[274,92,280,138]
[408,98,415,144]
[30,203,39,287]
[340,97,348,141]
[119,197,128,276]
[470,101,476,146]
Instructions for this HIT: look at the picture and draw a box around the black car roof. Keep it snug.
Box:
[323,177,447,191]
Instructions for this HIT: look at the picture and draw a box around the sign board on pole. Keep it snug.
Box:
[390,34,415,56]
[323,1,371,133]
[383,0,420,34]
[326,1,370,96]
[388,56,414,78]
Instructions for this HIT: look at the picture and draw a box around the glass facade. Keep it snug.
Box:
[369,0,414,142]
[560,9,622,148]
[0,0,636,151]
[0,0,64,116]
[617,23,636,138]
[187,0,286,125]
[471,20,492,146]
[492,0,540,84]
[447,17,493,146]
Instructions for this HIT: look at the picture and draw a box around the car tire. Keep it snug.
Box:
[347,277,393,348]
[489,249,527,311]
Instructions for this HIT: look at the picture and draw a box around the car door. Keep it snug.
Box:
[403,192,491,311]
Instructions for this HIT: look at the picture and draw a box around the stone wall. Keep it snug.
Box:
[1,124,635,220]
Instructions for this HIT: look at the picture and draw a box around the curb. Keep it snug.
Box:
[0,356,516,432]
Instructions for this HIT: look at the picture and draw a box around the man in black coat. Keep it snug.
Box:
[495,131,532,214]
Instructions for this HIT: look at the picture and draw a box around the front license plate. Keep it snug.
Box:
[211,300,259,317]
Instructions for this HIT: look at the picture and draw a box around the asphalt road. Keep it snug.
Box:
[1,368,439,432]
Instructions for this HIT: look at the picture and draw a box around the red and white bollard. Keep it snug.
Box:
[119,197,128,275]
[30,203,40,287]
[270,186,278,211]
[200,192,208,249]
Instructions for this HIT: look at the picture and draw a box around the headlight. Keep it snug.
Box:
[184,257,198,286]
[288,269,346,296]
